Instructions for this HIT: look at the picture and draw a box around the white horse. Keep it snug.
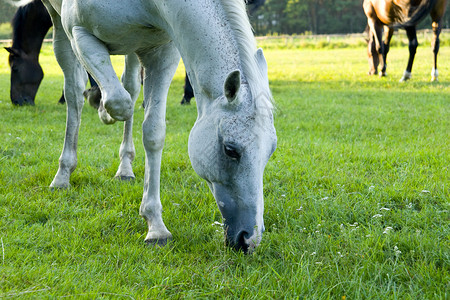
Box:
[38,0,276,252]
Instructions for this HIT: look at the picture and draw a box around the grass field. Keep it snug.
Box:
[0,40,449,299]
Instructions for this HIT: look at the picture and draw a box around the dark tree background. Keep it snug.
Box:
[1,0,449,35]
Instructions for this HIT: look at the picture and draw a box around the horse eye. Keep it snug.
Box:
[224,144,240,160]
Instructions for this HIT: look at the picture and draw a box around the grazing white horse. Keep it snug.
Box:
[36,0,276,252]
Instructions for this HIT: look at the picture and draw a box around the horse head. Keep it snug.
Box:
[5,47,43,106]
[188,50,277,253]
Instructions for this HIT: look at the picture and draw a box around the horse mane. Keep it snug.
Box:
[10,2,30,48]
[220,0,274,111]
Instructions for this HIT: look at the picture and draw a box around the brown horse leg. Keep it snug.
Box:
[367,33,379,75]
[367,19,385,76]
[400,26,418,82]
[380,26,393,76]
[430,21,441,81]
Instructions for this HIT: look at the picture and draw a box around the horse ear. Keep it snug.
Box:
[4,47,21,57]
[224,70,241,103]
[255,48,268,77]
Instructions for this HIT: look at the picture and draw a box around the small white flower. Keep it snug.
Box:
[212,221,223,227]
[310,252,316,256]
[372,214,383,218]
[383,227,393,234]
[321,197,329,200]
[369,186,375,191]
[394,246,401,257]
[296,206,303,211]
[421,190,430,193]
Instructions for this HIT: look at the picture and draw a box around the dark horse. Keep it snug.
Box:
[180,0,266,104]
[5,0,99,106]
[5,0,52,105]
[364,0,448,81]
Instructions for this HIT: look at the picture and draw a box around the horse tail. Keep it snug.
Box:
[392,0,437,28]
[4,0,34,7]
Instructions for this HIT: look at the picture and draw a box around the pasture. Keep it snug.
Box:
[0,39,449,298]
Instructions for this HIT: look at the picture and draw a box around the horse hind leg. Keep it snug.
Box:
[367,33,379,75]
[70,26,133,123]
[400,26,418,82]
[137,42,181,246]
[115,53,141,181]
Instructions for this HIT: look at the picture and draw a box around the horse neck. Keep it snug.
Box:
[157,0,246,114]
[12,1,52,57]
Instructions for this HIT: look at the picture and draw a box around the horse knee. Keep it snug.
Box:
[142,119,166,152]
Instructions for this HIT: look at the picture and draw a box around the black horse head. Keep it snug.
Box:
[6,0,52,106]
[5,46,43,106]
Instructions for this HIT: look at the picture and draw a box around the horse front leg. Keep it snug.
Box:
[115,54,141,180]
[69,26,133,123]
[430,20,441,81]
[42,5,88,188]
[138,42,180,245]
[400,26,418,82]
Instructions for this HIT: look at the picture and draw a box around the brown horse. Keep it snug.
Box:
[363,0,448,81]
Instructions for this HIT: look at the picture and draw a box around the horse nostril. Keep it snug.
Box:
[234,230,250,253]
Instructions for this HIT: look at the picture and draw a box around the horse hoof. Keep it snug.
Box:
[49,183,71,190]
[84,86,101,109]
[98,108,117,125]
[145,237,172,247]
[400,71,412,82]
[115,175,135,181]
[180,97,191,105]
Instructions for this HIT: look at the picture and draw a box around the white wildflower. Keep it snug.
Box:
[372,214,383,218]
[383,227,393,234]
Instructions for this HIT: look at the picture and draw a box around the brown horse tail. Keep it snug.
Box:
[392,0,437,28]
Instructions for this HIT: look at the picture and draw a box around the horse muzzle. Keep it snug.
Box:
[11,96,35,106]
[210,182,265,254]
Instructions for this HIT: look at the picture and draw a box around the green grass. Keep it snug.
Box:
[0,42,449,299]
